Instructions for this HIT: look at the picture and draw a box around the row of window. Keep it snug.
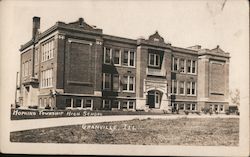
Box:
[22,60,32,77]
[103,73,135,92]
[171,80,196,95]
[209,104,224,112]
[41,39,55,62]
[172,57,197,74]
[104,47,135,67]
[40,69,53,88]
[171,103,197,111]
[65,98,93,109]
[39,97,53,108]
[103,99,135,110]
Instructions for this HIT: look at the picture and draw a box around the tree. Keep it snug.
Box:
[230,89,240,106]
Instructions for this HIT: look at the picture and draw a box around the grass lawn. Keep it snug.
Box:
[10,117,239,146]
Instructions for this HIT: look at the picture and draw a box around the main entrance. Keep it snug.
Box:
[147,90,162,108]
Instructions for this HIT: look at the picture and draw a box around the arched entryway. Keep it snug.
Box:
[147,90,162,108]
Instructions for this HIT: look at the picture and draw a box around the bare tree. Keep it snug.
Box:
[229,89,240,106]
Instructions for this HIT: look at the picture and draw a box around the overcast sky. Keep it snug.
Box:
[0,0,249,105]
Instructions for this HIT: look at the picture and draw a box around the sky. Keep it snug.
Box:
[0,0,249,105]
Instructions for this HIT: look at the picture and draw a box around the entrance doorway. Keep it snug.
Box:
[147,90,161,108]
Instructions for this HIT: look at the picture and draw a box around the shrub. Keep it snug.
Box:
[201,106,211,115]
[28,106,38,109]
[45,105,51,110]
[184,110,189,115]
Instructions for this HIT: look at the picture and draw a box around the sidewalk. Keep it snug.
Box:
[10,114,239,132]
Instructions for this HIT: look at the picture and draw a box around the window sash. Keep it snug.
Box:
[113,74,120,91]
[103,100,111,109]
[85,99,92,108]
[129,51,135,67]
[103,73,111,90]
[123,50,135,67]
[123,76,135,92]
[179,81,185,94]
[173,58,178,71]
[104,47,112,64]
[171,80,177,94]
[192,82,196,95]
[42,39,54,62]
[114,49,121,65]
[112,100,120,109]
[180,59,185,72]
[123,51,129,66]
[192,60,196,73]
[41,69,53,88]
[187,60,191,73]
[75,99,82,108]
[122,101,134,110]
[149,53,160,67]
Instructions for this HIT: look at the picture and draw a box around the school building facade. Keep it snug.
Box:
[18,17,230,113]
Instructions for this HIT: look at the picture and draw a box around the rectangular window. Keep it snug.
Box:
[103,73,111,90]
[123,76,135,92]
[186,104,191,110]
[24,61,29,77]
[122,101,135,110]
[129,76,134,91]
[123,76,128,91]
[179,104,185,110]
[191,82,196,95]
[28,59,32,75]
[210,104,213,110]
[104,47,112,64]
[35,48,39,65]
[123,50,135,67]
[128,101,134,109]
[148,53,160,67]
[44,98,47,107]
[66,99,72,108]
[149,54,154,66]
[113,49,121,65]
[187,60,191,73]
[192,60,196,73]
[130,51,135,66]
[123,51,128,66]
[180,59,185,73]
[75,99,81,108]
[186,82,191,95]
[171,80,177,94]
[39,98,42,108]
[219,105,224,112]
[179,81,185,95]
[214,104,218,111]
[122,101,128,109]
[113,74,120,91]
[112,100,120,109]
[41,69,53,88]
[103,100,111,110]
[173,57,178,71]
[191,104,196,111]
[84,99,93,108]
[41,39,55,62]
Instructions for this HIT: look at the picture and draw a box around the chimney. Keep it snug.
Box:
[32,16,40,41]
[79,18,84,26]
